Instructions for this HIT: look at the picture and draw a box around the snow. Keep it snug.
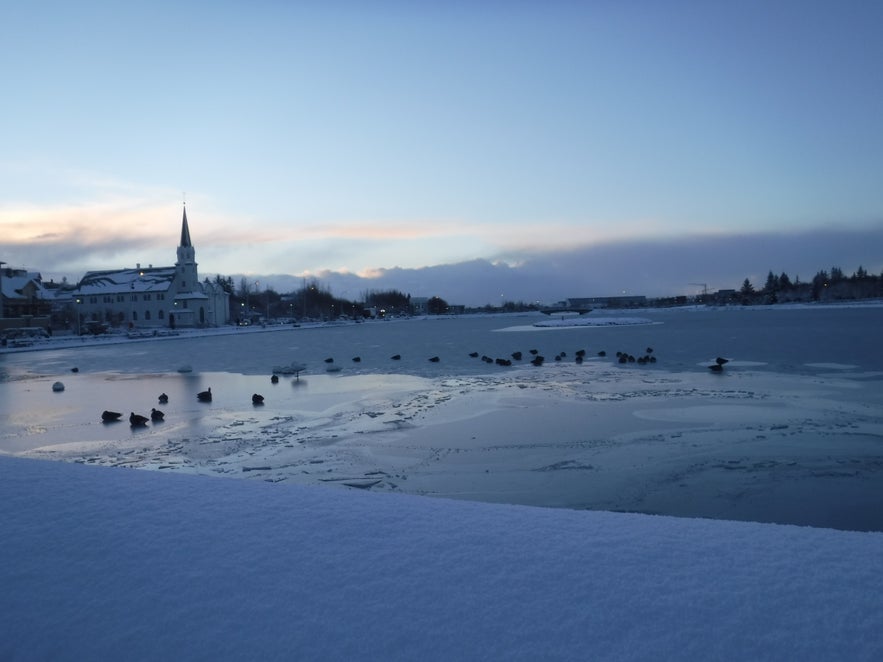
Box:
[2,455,882,661]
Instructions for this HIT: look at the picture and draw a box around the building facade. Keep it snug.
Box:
[71,206,229,330]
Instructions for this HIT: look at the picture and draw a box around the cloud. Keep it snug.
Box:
[221,224,883,307]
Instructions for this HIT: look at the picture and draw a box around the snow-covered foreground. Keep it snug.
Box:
[2,454,882,661]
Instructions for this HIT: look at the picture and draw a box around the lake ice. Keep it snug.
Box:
[2,305,882,531]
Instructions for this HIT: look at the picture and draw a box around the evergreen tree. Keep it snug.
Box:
[740,278,755,295]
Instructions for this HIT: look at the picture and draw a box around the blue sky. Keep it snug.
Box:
[2,1,882,304]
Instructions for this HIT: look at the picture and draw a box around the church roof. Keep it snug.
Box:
[180,205,192,248]
[75,267,176,295]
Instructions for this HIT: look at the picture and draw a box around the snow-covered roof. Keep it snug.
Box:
[173,292,209,301]
[74,267,176,295]
[0,270,50,300]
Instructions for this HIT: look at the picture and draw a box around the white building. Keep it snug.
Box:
[72,206,229,330]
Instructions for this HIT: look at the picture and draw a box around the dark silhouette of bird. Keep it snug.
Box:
[646,347,654,354]
[150,408,164,422]
[511,351,522,361]
[469,352,479,358]
[708,363,724,373]
[101,410,122,422]
[531,355,544,366]
[271,375,279,384]
[129,412,149,427]
[575,349,586,358]
[352,356,361,362]
[529,349,538,355]
[158,393,169,404]
[197,387,212,402]
[252,393,265,405]
[390,354,401,360]
[324,357,334,364]
[71,367,79,373]
[598,351,606,357]
[428,356,440,362]
[716,357,729,366]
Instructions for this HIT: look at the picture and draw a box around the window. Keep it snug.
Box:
[89,296,97,304]
[158,310,164,319]
[144,294,152,301]
[145,310,151,320]
[116,295,124,303]
[133,311,138,321]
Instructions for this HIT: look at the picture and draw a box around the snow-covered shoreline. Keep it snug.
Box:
[2,454,882,661]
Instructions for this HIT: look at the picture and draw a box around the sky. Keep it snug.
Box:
[3,454,882,660]
[2,1,882,305]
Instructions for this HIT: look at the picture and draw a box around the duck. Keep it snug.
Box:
[324,357,334,364]
[52,381,65,392]
[428,356,440,363]
[271,375,279,384]
[101,410,122,422]
[468,352,479,358]
[150,408,165,422]
[390,354,401,361]
[158,393,169,404]
[511,351,522,361]
[129,412,149,427]
[352,356,361,362]
[197,387,212,402]
[715,356,729,366]
[252,393,265,405]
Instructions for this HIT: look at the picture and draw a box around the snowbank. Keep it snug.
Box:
[2,455,881,661]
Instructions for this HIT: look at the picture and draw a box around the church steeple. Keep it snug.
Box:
[175,203,198,293]
[180,204,192,247]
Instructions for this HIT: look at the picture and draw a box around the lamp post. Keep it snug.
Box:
[0,259,5,320]
[75,298,81,335]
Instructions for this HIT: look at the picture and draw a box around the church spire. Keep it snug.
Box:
[180,203,192,248]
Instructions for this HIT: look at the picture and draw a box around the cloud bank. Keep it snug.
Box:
[222,224,883,307]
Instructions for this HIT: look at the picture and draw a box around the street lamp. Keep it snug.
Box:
[0,259,5,320]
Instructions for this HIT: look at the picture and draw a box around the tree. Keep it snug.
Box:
[740,278,755,295]
[427,296,449,315]
[777,272,792,290]
[763,271,778,294]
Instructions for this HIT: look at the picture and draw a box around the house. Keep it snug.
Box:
[0,268,54,330]
[71,205,229,330]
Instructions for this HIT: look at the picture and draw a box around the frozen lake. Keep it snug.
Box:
[2,305,882,531]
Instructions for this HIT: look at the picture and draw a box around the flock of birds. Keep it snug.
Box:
[79,346,732,426]
[100,386,266,428]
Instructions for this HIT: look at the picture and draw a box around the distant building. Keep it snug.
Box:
[0,268,54,328]
[563,296,647,309]
[71,206,229,330]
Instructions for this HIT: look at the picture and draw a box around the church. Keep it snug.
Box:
[72,206,230,330]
